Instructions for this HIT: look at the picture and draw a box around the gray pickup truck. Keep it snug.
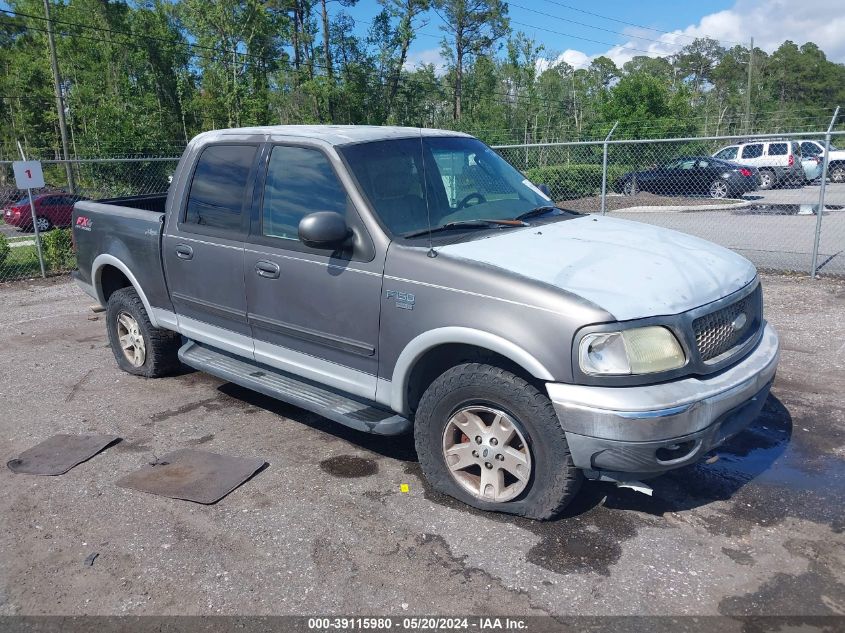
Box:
[72,125,779,519]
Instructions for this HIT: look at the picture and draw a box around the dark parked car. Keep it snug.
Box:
[615,156,760,199]
[3,192,86,232]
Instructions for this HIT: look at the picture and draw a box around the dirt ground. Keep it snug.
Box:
[0,274,843,617]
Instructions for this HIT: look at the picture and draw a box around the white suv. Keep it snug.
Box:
[713,140,804,189]
[799,139,845,183]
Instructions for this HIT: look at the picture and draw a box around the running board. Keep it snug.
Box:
[178,340,411,436]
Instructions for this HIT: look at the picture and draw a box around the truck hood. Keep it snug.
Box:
[436,215,757,321]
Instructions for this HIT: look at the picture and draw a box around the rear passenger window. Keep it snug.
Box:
[768,143,787,156]
[741,144,763,159]
[185,145,257,231]
[261,145,347,241]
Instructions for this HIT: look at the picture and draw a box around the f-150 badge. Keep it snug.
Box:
[386,290,415,310]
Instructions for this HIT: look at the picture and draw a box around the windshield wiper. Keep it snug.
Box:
[514,205,572,221]
[403,218,527,239]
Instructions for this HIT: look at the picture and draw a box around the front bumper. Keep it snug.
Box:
[547,323,779,476]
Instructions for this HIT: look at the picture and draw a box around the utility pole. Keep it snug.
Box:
[744,37,754,135]
[43,0,75,192]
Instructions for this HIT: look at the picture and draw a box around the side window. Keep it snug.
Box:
[184,145,257,231]
[261,145,347,241]
[741,144,763,159]
[696,159,710,168]
[801,142,821,156]
[715,147,738,160]
[768,143,787,156]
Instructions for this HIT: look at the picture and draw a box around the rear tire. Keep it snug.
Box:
[414,363,582,520]
[623,179,638,196]
[709,179,729,199]
[34,216,52,233]
[106,287,181,378]
[758,169,775,190]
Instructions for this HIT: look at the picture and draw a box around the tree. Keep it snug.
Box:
[433,0,508,120]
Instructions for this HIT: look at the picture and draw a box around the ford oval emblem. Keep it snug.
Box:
[731,312,748,331]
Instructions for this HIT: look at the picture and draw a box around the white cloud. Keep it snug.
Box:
[403,47,448,73]
[537,0,845,71]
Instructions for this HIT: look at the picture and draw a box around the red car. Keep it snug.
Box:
[3,192,86,232]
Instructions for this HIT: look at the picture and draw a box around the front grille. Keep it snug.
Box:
[693,285,762,362]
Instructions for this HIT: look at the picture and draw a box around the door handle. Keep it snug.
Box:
[255,260,280,279]
[175,245,193,260]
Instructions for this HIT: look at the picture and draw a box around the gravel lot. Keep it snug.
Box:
[0,275,843,617]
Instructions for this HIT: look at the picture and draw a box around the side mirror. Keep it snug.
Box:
[536,183,552,198]
[298,211,352,250]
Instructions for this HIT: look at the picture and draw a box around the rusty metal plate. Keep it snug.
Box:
[7,434,121,476]
[115,449,266,504]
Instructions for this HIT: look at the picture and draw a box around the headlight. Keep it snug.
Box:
[579,326,685,375]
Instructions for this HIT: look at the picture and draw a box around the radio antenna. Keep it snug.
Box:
[420,127,436,258]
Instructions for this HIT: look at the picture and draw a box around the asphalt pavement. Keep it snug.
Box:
[0,276,842,617]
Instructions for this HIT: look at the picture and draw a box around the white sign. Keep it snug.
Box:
[13,160,45,189]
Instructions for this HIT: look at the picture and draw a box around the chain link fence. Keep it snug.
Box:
[0,157,179,282]
[2,128,845,284]
[494,128,845,277]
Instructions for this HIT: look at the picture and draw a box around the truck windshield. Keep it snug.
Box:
[339,136,554,237]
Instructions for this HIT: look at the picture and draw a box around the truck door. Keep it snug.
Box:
[162,143,261,358]
[243,143,382,401]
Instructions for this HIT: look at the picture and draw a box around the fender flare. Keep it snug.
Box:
[387,326,555,415]
[91,253,161,328]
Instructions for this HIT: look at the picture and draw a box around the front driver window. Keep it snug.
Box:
[261,145,348,241]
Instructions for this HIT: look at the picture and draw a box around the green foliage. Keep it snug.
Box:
[41,228,75,271]
[0,233,9,267]
[524,164,628,201]
[1,0,844,164]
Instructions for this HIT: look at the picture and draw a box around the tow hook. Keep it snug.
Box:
[584,470,654,496]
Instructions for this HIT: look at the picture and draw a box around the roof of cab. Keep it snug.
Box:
[191,125,473,147]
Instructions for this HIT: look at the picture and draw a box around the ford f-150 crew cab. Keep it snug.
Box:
[72,125,779,519]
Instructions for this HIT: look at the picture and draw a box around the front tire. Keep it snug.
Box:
[414,363,582,520]
[106,287,181,377]
[830,164,845,183]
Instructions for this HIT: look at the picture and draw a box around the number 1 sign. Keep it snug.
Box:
[13,160,45,189]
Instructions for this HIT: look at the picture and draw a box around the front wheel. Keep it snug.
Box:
[414,363,582,520]
[622,179,638,196]
[830,164,845,183]
[106,287,181,377]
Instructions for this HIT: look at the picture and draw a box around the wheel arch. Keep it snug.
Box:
[386,327,555,416]
[92,254,161,328]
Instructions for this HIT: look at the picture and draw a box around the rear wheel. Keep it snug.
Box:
[414,363,582,520]
[830,164,845,183]
[709,179,729,199]
[106,287,181,377]
[758,169,775,190]
[34,216,52,233]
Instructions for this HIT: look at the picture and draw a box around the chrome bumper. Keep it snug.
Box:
[547,323,779,474]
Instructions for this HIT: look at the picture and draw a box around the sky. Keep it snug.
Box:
[334,0,845,71]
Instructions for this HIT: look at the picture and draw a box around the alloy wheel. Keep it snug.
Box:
[116,312,146,367]
[35,217,50,232]
[441,405,532,502]
[709,180,729,199]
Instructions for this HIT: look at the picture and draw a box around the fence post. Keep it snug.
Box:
[600,121,618,215]
[811,106,839,277]
[16,141,46,278]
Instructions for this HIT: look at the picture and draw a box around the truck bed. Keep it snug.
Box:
[72,193,173,313]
